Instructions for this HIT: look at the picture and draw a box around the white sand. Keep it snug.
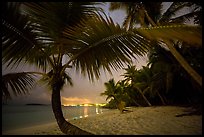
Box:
[3,106,202,135]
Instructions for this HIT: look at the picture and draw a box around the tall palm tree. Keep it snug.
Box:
[2,2,202,134]
[109,2,202,87]
[2,2,98,134]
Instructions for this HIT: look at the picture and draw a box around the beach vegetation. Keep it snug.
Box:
[102,2,202,109]
[100,79,130,112]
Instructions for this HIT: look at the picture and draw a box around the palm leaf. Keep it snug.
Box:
[21,2,101,41]
[2,2,54,72]
[62,14,201,82]
[2,72,37,100]
[62,12,151,81]
[2,3,37,66]
[2,2,102,72]
[169,11,201,24]
[159,2,195,23]
[136,25,202,87]
[38,70,73,91]
[136,25,202,47]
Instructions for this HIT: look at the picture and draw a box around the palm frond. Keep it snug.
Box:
[2,3,37,67]
[2,72,37,100]
[38,70,73,91]
[62,12,151,81]
[136,25,202,47]
[63,72,73,87]
[159,2,195,23]
[2,2,53,72]
[22,2,101,41]
[169,11,201,24]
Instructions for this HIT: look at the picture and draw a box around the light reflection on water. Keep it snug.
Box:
[63,106,105,121]
[84,107,88,117]
[96,106,103,114]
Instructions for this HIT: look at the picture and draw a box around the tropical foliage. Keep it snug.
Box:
[2,72,37,100]
[109,2,202,87]
[102,43,202,108]
[102,2,202,109]
[100,79,130,112]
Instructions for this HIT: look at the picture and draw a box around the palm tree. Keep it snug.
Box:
[2,2,97,134]
[2,2,149,134]
[109,2,202,87]
[109,2,162,29]
[110,2,201,28]
[2,2,202,134]
[100,79,127,112]
[115,80,133,107]
[140,66,168,105]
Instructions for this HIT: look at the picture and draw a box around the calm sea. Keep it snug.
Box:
[2,105,107,132]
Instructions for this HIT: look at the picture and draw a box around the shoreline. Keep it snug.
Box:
[2,106,202,135]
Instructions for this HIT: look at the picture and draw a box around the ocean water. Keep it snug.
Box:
[2,105,107,132]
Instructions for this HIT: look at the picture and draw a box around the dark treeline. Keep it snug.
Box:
[101,43,202,111]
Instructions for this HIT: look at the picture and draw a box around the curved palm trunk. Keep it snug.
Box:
[163,40,202,87]
[51,82,93,135]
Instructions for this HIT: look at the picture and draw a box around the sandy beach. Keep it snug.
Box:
[3,106,202,135]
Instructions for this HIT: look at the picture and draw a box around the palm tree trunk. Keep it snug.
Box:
[51,82,93,135]
[132,99,142,107]
[163,95,169,105]
[113,96,126,112]
[163,40,202,87]
[135,86,152,106]
[156,91,166,105]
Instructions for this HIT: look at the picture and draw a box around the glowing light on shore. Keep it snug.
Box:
[84,104,89,106]
[63,104,77,106]
[62,102,107,107]
[61,97,91,106]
